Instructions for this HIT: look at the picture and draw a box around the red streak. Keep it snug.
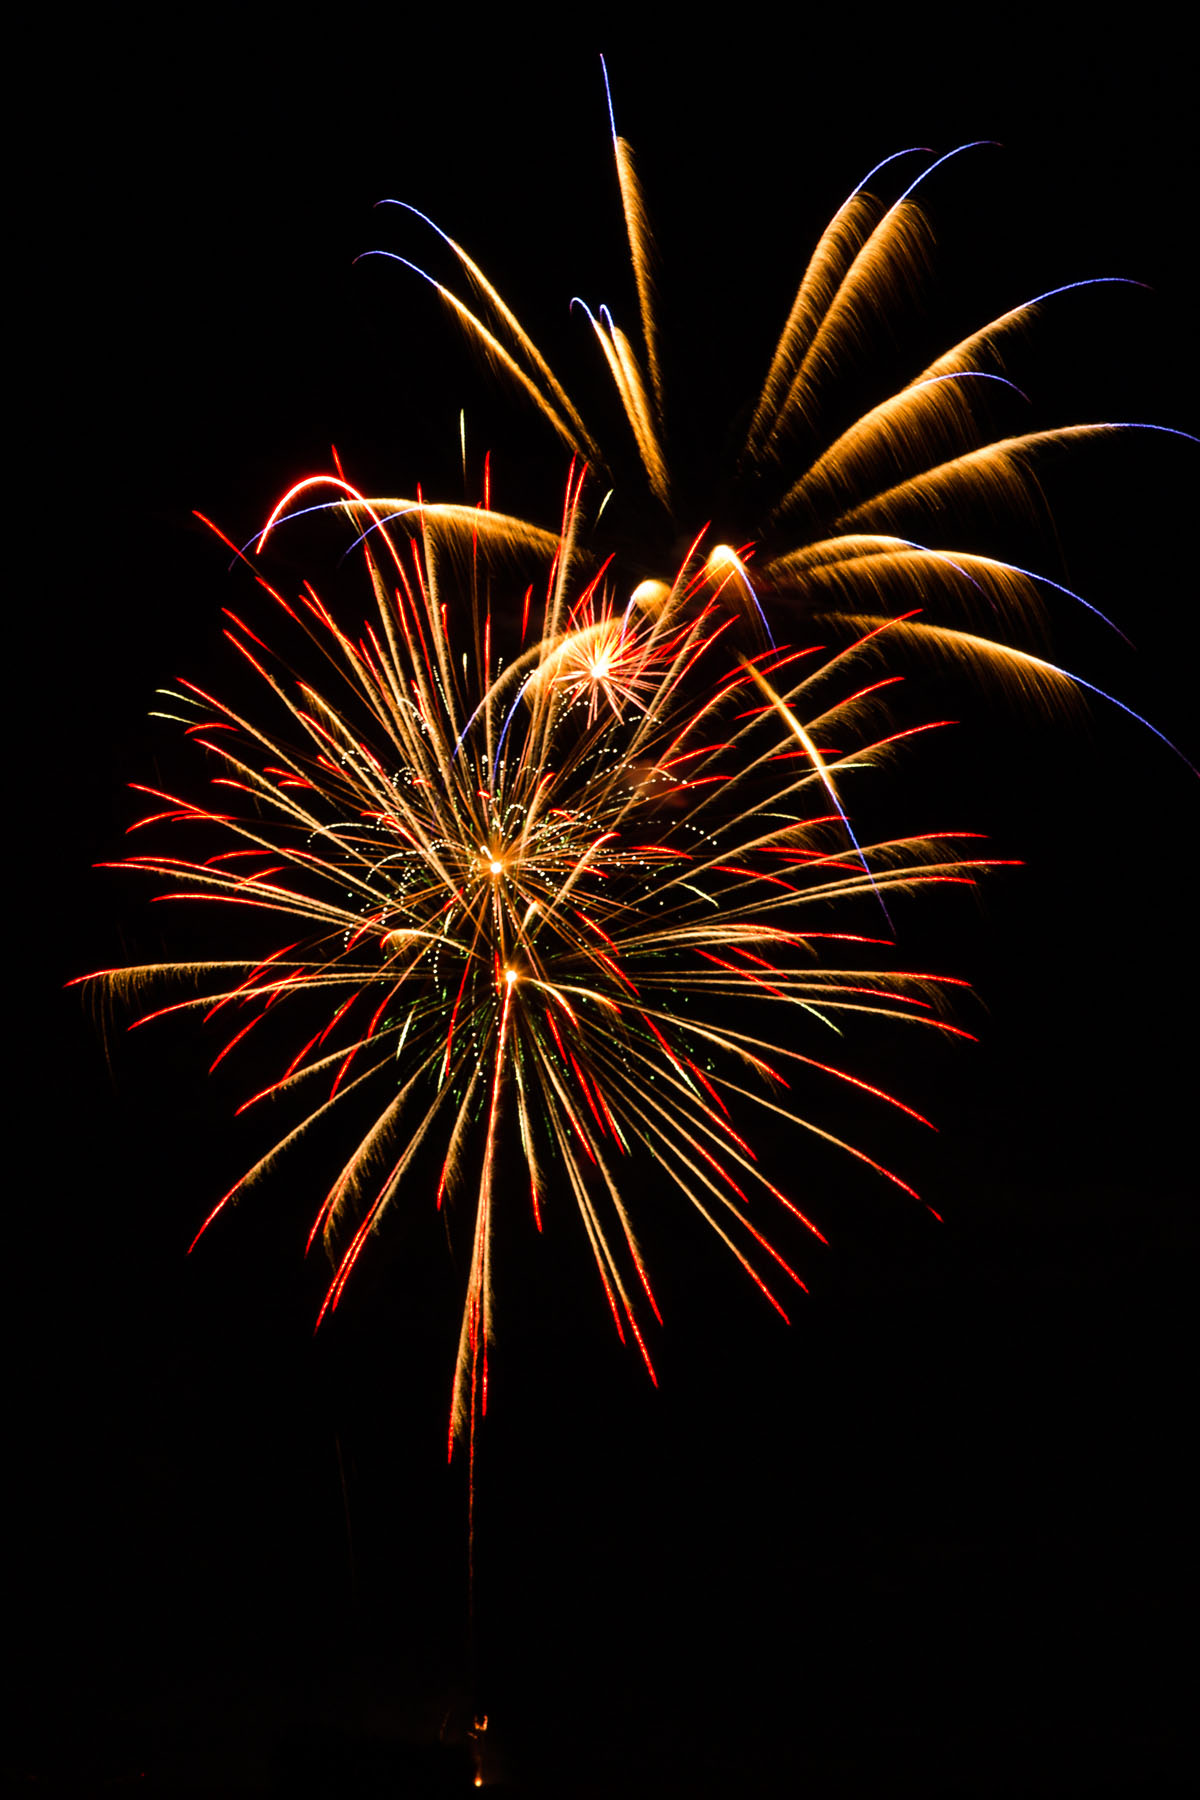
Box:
[208,1013,268,1073]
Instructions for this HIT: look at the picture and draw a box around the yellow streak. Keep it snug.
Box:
[427,276,600,462]
[613,136,665,420]
[763,544,1044,642]
[774,373,1004,521]
[585,314,670,509]
[832,425,1120,533]
[745,193,880,456]
[834,615,1079,713]
[404,219,600,458]
[915,297,1045,385]
[738,657,855,844]
[762,200,932,452]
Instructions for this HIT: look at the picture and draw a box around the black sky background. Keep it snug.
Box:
[22,20,1196,1797]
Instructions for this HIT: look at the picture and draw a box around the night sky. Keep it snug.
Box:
[24,23,1196,1797]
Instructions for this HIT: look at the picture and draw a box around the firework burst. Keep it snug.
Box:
[364,78,1194,740]
[77,463,998,1455]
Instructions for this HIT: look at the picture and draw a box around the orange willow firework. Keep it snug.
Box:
[77,465,997,1453]
[366,81,1194,729]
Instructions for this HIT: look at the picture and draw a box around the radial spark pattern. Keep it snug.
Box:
[79,468,994,1449]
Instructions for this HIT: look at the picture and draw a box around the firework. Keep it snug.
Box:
[77,464,996,1454]
[78,75,1192,1477]
[364,86,1194,739]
